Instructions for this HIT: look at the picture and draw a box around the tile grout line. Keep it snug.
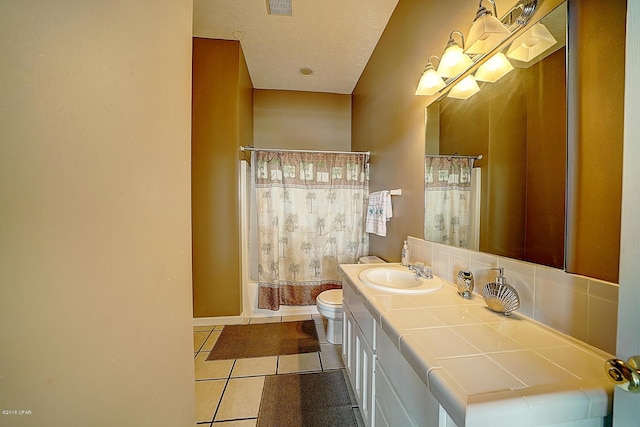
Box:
[208,358,237,424]
[195,329,215,355]
[195,317,362,425]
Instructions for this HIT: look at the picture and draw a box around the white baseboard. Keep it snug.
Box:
[192,306,320,326]
[192,315,244,327]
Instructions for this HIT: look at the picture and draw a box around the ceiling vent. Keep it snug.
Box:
[266,0,292,16]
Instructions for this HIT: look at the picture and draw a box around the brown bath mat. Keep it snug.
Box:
[257,370,357,427]
[206,320,320,360]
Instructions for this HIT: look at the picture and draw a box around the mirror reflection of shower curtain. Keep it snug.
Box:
[252,150,369,311]
[424,156,478,249]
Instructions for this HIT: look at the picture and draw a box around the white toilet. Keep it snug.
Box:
[316,256,386,344]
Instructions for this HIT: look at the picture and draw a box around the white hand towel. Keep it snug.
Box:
[366,190,393,236]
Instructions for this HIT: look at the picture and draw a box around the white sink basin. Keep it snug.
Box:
[358,266,443,294]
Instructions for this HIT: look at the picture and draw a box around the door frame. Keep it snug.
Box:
[613,1,640,424]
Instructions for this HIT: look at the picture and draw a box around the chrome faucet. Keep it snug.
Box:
[409,262,433,279]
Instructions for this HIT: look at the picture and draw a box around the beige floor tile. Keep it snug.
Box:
[194,331,211,352]
[277,352,322,374]
[195,379,226,423]
[201,331,221,352]
[319,343,344,370]
[194,325,215,332]
[314,321,329,344]
[248,317,281,324]
[231,356,277,377]
[194,352,234,380]
[212,419,257,426]
[214,376,265,421]
[281,314,312,322]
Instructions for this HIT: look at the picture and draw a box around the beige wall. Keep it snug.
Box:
[353,0,472,262]
[353,0,624,281]
[254,90,351,151]
[0,1,195,425]
[191,54,349,318]
[192,38,254,317]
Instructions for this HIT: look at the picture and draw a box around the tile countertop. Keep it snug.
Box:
[339,263,615,427]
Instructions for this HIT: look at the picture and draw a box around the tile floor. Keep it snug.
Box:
[193,314,364,426]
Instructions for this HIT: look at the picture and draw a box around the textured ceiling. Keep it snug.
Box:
[193,0,399,94]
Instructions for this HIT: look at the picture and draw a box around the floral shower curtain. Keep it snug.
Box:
[424,156,473,248]
[253,150,369,310]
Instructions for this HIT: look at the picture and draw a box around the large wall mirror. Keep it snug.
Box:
[424,2,567,269]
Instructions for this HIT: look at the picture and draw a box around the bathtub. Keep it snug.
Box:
[240,159,320,319]
[243,279,319,318]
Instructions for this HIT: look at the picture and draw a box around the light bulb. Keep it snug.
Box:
[448,75,480,99]
[416,66,446,96]
[438,45,473,78]
[475,53,514,82]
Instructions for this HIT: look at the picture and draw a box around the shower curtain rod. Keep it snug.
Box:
[240,146,370,157]
[427,153,483,160]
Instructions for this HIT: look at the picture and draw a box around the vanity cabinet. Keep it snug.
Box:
[342,288,376,427]
[342,276,456,427]
[376,327,458,427]
[339,263,613,426]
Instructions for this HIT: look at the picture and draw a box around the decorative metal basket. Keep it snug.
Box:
[482,282,520,316]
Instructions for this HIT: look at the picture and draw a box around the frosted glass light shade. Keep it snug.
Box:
[416,66,446,96]
[448,75,480,99]
[507,23,557,62]
[437,45,473,78]
[465,14,510,54]
[475,53,514,82]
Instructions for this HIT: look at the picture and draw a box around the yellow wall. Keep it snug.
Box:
[192,38,254,317]
[0,1,195,425]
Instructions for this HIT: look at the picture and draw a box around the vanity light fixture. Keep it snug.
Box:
[437,31,473,79]
[475,52,514,82]
[465,0,511,54]
[447,75,480,99]
[506,22,557,62]
[415,0,539,100]
[415,56,446,96]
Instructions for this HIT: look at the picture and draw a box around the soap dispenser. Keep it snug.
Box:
[401,240,409,266]
[482,267,520,316]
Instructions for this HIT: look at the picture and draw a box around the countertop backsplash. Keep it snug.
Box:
[406,236,619,355]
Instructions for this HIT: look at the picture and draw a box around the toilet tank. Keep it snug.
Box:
[358,256,386,264]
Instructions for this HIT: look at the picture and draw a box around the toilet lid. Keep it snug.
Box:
[317,289,342,306]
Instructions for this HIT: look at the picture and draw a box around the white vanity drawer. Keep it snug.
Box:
[376,327,443,427]
[343,277,376,349]
[375,359,415,427]
[342,278,359,307]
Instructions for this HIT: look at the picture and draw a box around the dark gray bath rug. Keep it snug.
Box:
[257,370,357,427]
[206,320,320,360]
